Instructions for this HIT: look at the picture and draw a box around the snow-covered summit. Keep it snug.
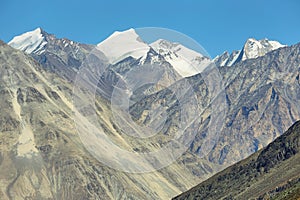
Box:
[150,39,210,77]
[97,29,211,77]
[8,28,47,54]
[242,38,285,60]
[97,28,150,64]
[214,38,285,67]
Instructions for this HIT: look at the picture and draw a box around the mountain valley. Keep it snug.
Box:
[0,28,299,199]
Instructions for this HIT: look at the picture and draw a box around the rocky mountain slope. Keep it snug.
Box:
[173,120,300,200]
[0,40,213,199]
[130,41,300,168]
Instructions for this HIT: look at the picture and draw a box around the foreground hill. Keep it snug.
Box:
[173,121,300,200]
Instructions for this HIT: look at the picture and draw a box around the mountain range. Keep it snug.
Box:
[1,27,299,199]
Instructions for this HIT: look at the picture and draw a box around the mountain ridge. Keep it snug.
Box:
[9,28,211,78]
[9,28,286,71]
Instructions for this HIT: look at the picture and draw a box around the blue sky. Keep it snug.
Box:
[1,0,299,57]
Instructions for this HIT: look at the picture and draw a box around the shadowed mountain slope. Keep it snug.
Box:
[173,120,300,200]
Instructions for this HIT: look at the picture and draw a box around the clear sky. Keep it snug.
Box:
[1,0,299,57]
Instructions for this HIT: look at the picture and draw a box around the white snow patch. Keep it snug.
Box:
[150,39,210,77]
[97,28,150,64]
[220,58,228,66]
[268,40,285,49]
[227,51,241,66]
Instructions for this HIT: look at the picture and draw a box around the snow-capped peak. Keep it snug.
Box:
[242,38,285,60]
[97,28,150,64]
[96,29,211,77]
[214,38,285,67]
[150,39,210,77]
[8,28,47,54]
[97,29,212,77]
